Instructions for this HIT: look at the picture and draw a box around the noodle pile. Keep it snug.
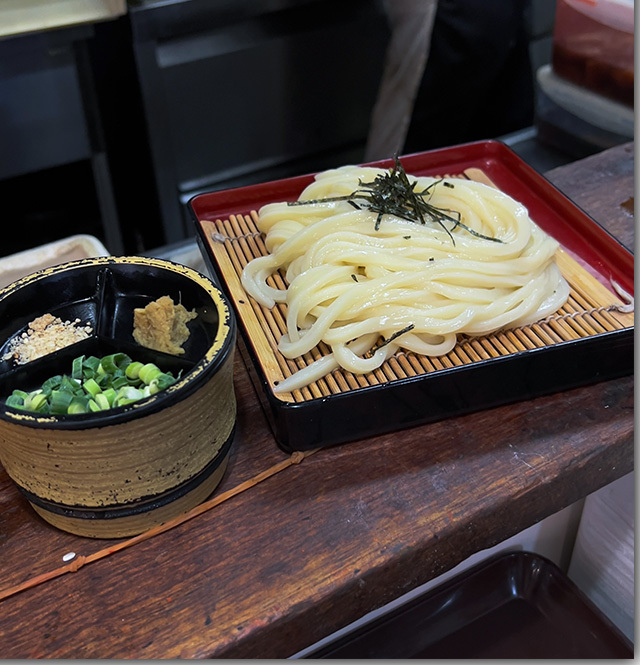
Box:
[241,164,569,393]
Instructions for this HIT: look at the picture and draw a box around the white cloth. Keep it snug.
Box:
[568,471,635,642]
[364,0,438,161]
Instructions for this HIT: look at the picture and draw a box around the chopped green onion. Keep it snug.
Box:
[27,392,48,412]
[50,390,74,414]
[94,393,110,411]
[115,386,143,406]
[5,353,178,416]
[5,394,25,409]
[82,356,101,376]
[139,363,162,386]
[83,378,102,398]
[42,375,63,395]
[72,355,85,380]
[100,353,131,374]
[68,396,89,414]
[61,375,81,394]
[149,373,175,394]
[125,361,144,380]
[102,387,116,406]
[111,375,129,390]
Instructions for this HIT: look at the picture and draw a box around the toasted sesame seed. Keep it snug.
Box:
[2,313,93,365]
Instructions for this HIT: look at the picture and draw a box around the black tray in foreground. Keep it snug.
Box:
[301,550,633,659]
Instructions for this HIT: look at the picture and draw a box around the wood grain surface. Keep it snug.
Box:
[545,141,635,252]
[0,142,634,658]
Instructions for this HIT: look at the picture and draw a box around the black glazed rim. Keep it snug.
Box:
[0,256,236,429]
[17,424,235,520]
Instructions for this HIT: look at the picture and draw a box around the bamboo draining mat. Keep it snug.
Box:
[200,169,634,404]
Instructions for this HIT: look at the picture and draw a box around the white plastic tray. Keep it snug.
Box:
[0,234,109,290]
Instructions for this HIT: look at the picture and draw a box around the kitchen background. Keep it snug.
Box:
[0,0,633,647]
[0,0,632,262]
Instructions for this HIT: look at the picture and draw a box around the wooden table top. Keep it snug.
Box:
[0,141,634,659]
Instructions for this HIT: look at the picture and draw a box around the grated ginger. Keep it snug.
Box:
[132,295,197,355]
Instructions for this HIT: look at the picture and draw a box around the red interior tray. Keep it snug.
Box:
[191,140,633,296]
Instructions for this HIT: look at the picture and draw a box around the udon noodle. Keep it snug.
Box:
[241,164,570,393]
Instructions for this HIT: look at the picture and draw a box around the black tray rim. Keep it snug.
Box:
[231,317,632,451]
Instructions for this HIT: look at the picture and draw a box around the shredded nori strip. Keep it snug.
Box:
[288,155,502,245]
[363,324,416,358]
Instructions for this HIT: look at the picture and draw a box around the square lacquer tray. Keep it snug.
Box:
[191,141,634,452]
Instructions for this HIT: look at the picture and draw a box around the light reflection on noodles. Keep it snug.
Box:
[241,165,570,393]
